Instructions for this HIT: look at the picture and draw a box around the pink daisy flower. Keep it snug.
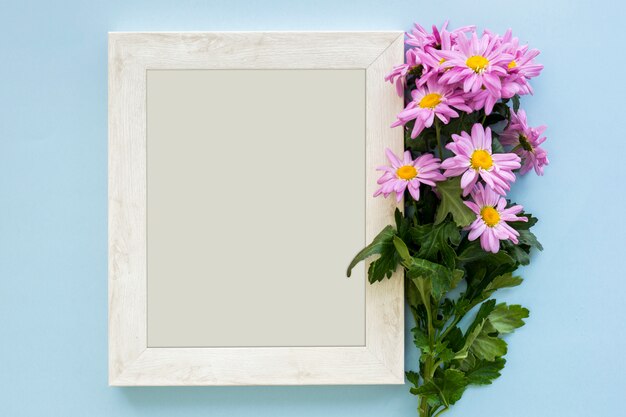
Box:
[406,21,475,49]
[465,88,499,115]
[414,23,475,87]
[391,77,472,138]
[374,149,446,202]
[385,49,421,97]
[438,32,512,97]
[500,109,549,175]
[465,184,527,253]
[416,33,455,87]
[499,29,544,98]
[440,123,521,196]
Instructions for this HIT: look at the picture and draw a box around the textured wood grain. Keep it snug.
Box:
[109,31,404,386]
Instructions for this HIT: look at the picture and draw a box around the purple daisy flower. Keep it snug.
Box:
[374,149,446,202]
[438,32,512,97]
[500,109,549,175]
[464,183,528,253]
[385,49,421,97]
[440,123,521,196]
[391,77,472,138]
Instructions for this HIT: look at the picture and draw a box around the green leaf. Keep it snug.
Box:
[393,236,411,263]
[502,240,531,266]
[471,333,508,361]
[412,327,429,351]
[443,326,464,352]
[491,135,505,153]
[405,257,460,300]
[367,257,399,283]
[412,369,469,407]
[434,178,475,227]
[405,276,421,308]
[435,344,456,363]
[483,273,523,295]
[466,300,497,336]
[488,303,529,334]
[394,208,411,240]
[406,370,420,386]
[412,275,433,309]
[517,229,544,251]
[456,241,515,266]
[455,300,496,360]
[512,94,521,112]
[465,357,506,385]
[347,225,399,282]
[471,273,524,306]
[411,221,461,269]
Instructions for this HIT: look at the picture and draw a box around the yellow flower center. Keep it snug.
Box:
[396,165,418,180]
[508,60,517,69]
[481,206,501,227]
[470,149,493,170]
[439,58,446,65]
[419,93,442,109]
[466,55,490,73]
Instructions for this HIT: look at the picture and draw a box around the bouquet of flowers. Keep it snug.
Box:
[347,22,547,417]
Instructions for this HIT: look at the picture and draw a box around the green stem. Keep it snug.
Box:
[418,287,437,417]
[435,119,443,159]
[432,406,449,417]
[438,315,462,342]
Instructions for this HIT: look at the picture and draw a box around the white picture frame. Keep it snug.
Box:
[108,31,404,386]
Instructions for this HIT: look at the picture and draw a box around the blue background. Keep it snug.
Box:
[1,0,625,416]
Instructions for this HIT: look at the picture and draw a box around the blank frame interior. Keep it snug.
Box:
[146,69,366,348]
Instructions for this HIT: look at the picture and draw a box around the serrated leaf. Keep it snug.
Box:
[411,221,461,269]
[436,346,456,363]
[406,370,420,386]
[484,273,523,295]
[434,178,475,227]
[347,225,395,277]
[469,273,524,306]
[367,256,400,283]
[488,303,529,334]
[412,327,429,351]
[413,369,468,407]
[465,358,506,385]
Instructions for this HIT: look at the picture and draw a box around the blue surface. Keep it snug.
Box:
[1,1,625,416]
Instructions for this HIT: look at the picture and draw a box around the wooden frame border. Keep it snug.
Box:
[108,32,404,386]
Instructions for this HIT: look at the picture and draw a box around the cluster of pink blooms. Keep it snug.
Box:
[375,23,549,253]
